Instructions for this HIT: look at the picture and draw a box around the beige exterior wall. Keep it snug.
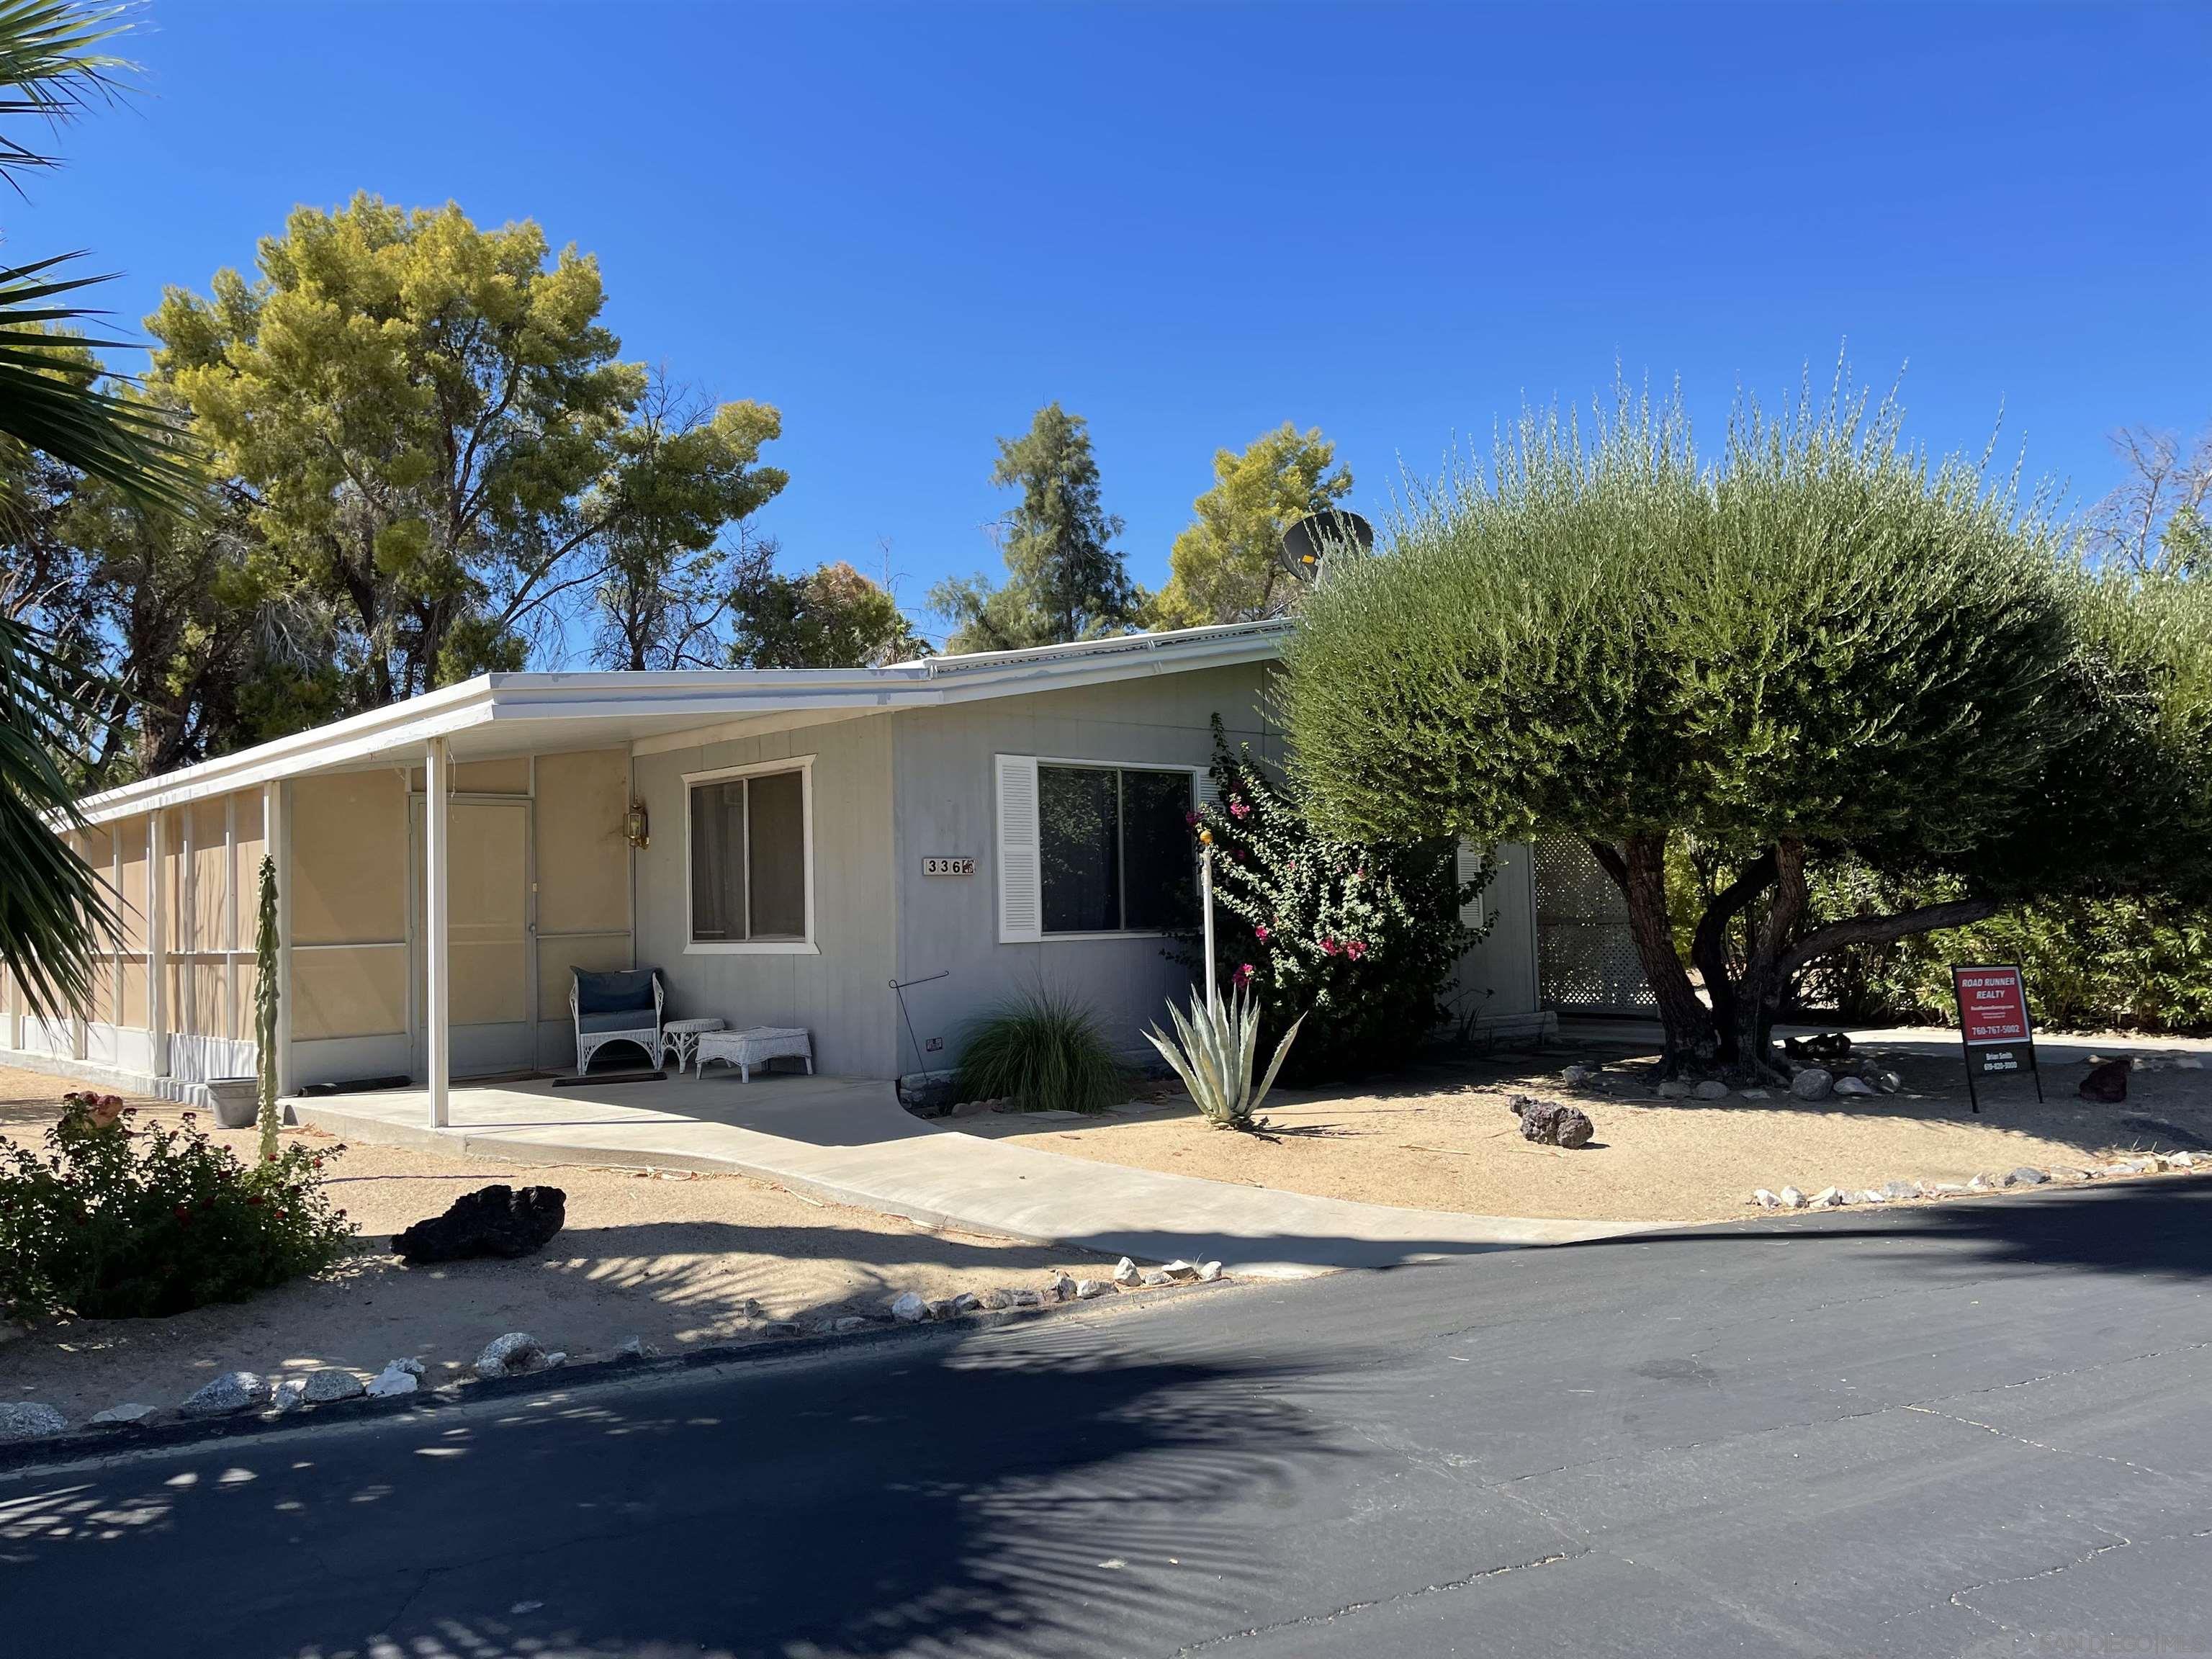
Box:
[531,748,635,1031]
[288,770,410,1043]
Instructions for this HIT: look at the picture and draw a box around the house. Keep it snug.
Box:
[0,621,1550,1117]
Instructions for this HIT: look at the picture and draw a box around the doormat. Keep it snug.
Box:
[552,1069,667,1089]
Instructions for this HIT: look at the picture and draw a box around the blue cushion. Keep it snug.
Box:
[578,1009,655,1035]
[575,968,658,1015]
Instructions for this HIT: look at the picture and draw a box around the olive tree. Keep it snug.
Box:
[1280,380,2212,1079]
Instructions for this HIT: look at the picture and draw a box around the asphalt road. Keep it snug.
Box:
[6,1180,2211,1659]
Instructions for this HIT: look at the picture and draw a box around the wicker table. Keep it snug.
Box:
[660,1017,727,1075]
[695,1026,814,1083]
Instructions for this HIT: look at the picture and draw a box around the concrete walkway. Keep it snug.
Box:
[288,1071,1646,1277]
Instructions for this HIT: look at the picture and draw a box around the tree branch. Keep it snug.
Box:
[1780,896,2000,979]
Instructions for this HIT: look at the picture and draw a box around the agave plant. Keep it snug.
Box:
[1145,984,1304,1132]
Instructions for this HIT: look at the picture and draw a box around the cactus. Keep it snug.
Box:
[1144,984,1303,1132]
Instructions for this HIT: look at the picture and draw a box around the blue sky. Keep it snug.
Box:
[22,1,2211,651]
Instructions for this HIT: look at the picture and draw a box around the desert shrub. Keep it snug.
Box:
[0,1093,356,1320]
[1802,863,2212,1034]
[954,989,1130,1113]
[1195,725,1484,1082]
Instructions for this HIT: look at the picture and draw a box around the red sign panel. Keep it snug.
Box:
[1954,966,2030,1046]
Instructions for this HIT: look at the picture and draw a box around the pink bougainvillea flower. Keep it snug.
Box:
[1320,937,1341,956]
[1254,923,1271,942]
[1346,940,1367,961]
[1184,810,1200,827]
[1232,963,1255,988]
[1229,796,1251,819]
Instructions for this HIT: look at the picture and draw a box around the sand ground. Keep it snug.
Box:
[961,1039,2212,1225]
[0,1066,1111,1424]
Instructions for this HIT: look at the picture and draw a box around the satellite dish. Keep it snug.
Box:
[1278,508,1374,587]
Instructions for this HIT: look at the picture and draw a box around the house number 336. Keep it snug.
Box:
[922,856,975,876]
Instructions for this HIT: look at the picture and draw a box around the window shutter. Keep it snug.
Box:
[996,755,1042,943]
[1457,838,1491,929]
[1192,767,1221,815]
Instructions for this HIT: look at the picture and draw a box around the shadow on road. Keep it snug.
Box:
[1,1321,1359,1659]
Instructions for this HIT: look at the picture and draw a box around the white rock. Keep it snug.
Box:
[1739,1088,1771,1100]
[1872,1070,1905,1094]
[389,1357,426,1377]
[1112,1256,1141,1287]
[889,1291,927,1323]
[1810,1187,1843,1207]
[1560,1064,1599,1085]
[1967,1174,1996,1192]
[364,1364,418,1399]
[1879,1179,1925,1201]
[613,1336,653,1360]
[924,1298,958,1320]
[984,1287,1017,1310]
[1691,1080,1730,1100]
[1859,1188,1889,1204]
[1833,1076,1877,1097]
[543,1352,566,1368]
[1779,1186,1807,1210]
[1197,1261,1225,1282]
[2168,1151,2200,1168]
[180,1371,269,1418]
[950,1292,982,1314]
[1008,1287,1044,1308]
[302,1368,365,1403]
[831,1316,868,1334]
[2174,1056,2203,1070]
[1074,1279,1112,1299]
[1140,1269,1175,1287]
[90,1402,158,1426]
[1929,1182,1972,1197]
[476,1332,548,1378]
[1161,1259,1200,1280]
[2002,1166,2050,1187]
[1046,1272,1077,1301]
[269,1377,309,1415]
[1752,1189,1781,1210]
[0,1402,69,1440]
[1654,1079,1693,1100]
[1790,1069,1834,1102]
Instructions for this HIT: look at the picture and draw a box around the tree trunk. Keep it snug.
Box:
[1724,840,1807,1081]
[1590,834,1717,1076]
[1690,849,1778,1066]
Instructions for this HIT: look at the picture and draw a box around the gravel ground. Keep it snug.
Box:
[0,1066,1113,1424]
[959,1040,2212,1224]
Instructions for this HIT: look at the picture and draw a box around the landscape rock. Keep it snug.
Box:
[544,1352,566,1367]
[1833,1076,1878,1097]
[180,1371,269,1418]
[950,1292,982,1314]
[613,1336,654,1360]
[1139,1269,1174,1287]
[90,1402,159,1427]
[831,1316,869,1334]
[1511,1096,1595,1149]
[1007,1288,1044,1308]
[364,1364,419,1398]
[1197,1261,1225,1282]
[2079,1060,2130,1104]
[1872,1070,1905,1094]
[2002,1166,2050,1187]
[2106,1156,2158,1175]
[1879,1179,1925,1201]
[1738,1088,1771,1100]
[1560,1064,1601,1087]
[1929,1182,1972,1197]
[985,1287,1017,1310]
[1690,1079,1730,1100]
[1967,1174,1996,1192]
[1046,1272,1077,1301]
[302,1368,365,1403]
[1112,1257,1142,1287]
[924,1298,958,1321]
[1653,1079,1693,1100]
[2170,1151,2201,1168]
[393,1184,567,1264]
[1752,1188,1780,1209]
[890,1291,927,1323]
[1779,1185,1807,1210]
[1810,1187,1844,1208]
[1789,1069,1835,1102]
[1859,1188,1889,1204]
[0,1402,69,1440]
[268,1377,309,1416]
[1075,1279,1112,1299]
[2175,1056,2204,1070]
[1161,1260,1200,1281]
[476,1332,549,1379]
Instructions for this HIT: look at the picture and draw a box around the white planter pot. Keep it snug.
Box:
[205,1076,260,1130]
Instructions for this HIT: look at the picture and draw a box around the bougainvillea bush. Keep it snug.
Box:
[1192,726,1486,1082]
[0,1092,355,1320]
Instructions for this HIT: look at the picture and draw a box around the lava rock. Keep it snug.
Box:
[181,1371,269,1418]
[2080,1060,2130,1104]
[1785,1032,1853,1064]
[394,1184,566,1264]
[0,1402,68,1440]
[1511,1096,1594,1149]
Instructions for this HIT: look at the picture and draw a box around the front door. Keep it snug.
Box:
[411,796,536,1079]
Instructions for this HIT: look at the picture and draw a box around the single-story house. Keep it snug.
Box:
[0,621,1552,1118]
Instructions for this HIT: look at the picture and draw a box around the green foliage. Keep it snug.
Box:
[1807,863,2212,1035]
[0,1094,354,1320]
[150,195,783,708]
[1145,984,1303,1130]
[254,855,280,1163]
[1197,727,1483,1081]
[0,611,117,1016]
[729,559,925,667]
[1278,367,2212,1071]
[1151,423,1352,629]
[930,403,1142,652]
[953,989,1129,1114]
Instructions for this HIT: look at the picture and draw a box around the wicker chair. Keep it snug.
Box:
[570,967,665,1074]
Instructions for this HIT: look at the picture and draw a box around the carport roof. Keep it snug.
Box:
[74,619,1290,825]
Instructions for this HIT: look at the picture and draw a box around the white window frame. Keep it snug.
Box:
[1015,757,1206,943]
[681,755,818,956]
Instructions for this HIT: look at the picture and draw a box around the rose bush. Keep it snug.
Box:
[0,1093,355,1320]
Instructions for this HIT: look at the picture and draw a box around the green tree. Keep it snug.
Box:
[149,194,781,708]
[929,403,1141,652]
[1280,377,2212,1079]
[730,559,925,668]
[1151,423,1352,629]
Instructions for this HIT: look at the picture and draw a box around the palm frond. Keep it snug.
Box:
[0,0,134,190]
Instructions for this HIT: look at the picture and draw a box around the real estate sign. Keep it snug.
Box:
[1951,963,2042,1112]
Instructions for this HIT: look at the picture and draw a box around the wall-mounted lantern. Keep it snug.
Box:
[624,799,650,849]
